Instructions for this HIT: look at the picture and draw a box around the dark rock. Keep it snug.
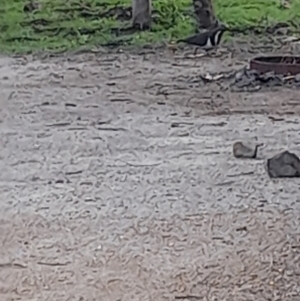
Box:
[233,142,263,159]
[267,151,300,178]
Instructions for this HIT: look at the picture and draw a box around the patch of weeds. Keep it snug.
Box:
[216,0,300,32]
[0,0,300,53]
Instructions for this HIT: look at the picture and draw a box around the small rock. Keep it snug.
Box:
[267,151,300,178]
[235,68,246,81]
[233,142,263,159]
[295,74,300,82]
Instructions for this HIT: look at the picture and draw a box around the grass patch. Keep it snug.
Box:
[0,0,300,53]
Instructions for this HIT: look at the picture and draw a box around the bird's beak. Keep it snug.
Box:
[218,23,228,31]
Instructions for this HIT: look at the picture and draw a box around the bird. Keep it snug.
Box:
[267,151,300,178]
[177,24,228,54]
[233,142,263,159]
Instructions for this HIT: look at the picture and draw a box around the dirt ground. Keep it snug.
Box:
[0,45,300,301]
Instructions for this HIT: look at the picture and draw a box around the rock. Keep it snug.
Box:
[295,74,300,82]
[267,151,300,178]
[233,142,263,159]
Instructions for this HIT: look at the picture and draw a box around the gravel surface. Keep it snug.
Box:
[0,49,300,301]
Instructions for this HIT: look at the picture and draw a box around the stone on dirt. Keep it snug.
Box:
[233,141,262,159]
[267,151,300,178]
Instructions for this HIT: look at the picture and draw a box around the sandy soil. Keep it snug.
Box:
[0,47,300,301]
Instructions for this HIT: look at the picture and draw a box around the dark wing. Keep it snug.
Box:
[177,32,207,46]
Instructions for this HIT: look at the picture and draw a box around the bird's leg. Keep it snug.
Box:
[193,47,198,55]
[207,48,218,57]
[214,45,223,57]
[205,50,211,57]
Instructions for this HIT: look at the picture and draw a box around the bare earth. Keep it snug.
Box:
[0,47,300,301]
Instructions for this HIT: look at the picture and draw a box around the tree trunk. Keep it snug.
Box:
[132,0,152,30]
[192,0,218,31]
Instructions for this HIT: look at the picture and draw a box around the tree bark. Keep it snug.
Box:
[192,0,218,31]
[132,0,152,30]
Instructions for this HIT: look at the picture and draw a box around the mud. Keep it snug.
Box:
[0,47,300,301]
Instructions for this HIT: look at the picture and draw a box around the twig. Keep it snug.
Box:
[46,122,71,127]
[122,160,162,167]
[175,295,202,300]
[110,98,132,102]
[97,127,127,131]
[0,262,27,269]
[37,261,70,266]
[283,75,296,81]
[65,170,83,176]
[227,171,255,177]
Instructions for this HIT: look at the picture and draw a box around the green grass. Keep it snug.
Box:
[1,0,300,53]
